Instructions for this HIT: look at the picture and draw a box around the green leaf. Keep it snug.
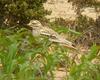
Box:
[4,43,18,74]
[68,29,81,35]
[86,44,99,61]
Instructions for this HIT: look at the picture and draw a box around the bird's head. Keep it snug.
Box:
[27,20,42,28]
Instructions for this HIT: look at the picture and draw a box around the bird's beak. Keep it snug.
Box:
[27,23,33,30]
[27,23,31,26]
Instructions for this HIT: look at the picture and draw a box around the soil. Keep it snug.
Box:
[44,0,99,21]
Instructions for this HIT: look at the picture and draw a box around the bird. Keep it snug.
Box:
[27,20,76,50]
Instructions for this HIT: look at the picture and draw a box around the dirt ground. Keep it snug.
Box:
[43,0,100,80]
[44,0,99,21]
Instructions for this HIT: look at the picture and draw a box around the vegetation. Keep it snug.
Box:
[0,0,49,28]
[0,0,100,80]
[67,0,100,80]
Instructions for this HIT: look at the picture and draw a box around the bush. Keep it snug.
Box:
[0,0,49,28]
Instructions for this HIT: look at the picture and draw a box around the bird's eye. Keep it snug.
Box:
[50,35,57,39]
[31,22,36,24]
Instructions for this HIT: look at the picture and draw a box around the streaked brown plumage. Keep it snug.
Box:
[27,20,76,50]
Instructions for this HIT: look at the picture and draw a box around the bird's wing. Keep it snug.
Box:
[39,26,76,49]
[40,27,58,36]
